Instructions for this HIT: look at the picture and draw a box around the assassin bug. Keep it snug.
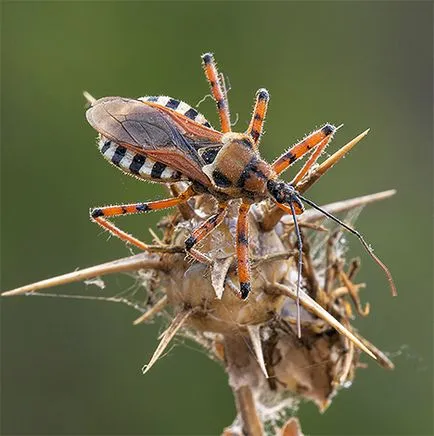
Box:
[86,53,396,335]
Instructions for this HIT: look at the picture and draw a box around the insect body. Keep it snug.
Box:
[86,53,396,333]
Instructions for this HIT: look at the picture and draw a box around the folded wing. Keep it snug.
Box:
[86,97,222,186]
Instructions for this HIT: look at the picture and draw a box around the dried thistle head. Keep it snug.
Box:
[140,188,395,436]
[2,188,395,436]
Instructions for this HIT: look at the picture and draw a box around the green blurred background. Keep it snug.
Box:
[1,2,432,435]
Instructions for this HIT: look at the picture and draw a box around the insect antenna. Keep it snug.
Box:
[288,200,303,338]
[296,192,397,297]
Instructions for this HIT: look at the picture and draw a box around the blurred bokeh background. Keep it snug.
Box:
[1,2,432,435]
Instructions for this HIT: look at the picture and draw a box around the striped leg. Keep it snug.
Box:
[201,53,231,133]
[185,202,228,252]
[246,88,270,146]
[290,135,332,186]
[237,201,251,299]
[272,124,336,175]
[91,186,195,251]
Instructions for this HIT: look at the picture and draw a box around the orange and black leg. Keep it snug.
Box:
[272,124,336,175]
[290,135,331,187]
[201,53,231,133]
[246,88,270,146]
[236,201,252,299]
[184,202,228,254]
[90,186,196,251]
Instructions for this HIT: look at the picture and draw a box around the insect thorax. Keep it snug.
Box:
[97,135,184,182]
[202,133,275,200]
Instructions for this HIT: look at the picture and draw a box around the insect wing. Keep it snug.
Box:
[139,95,213,129]
[86,97,220,186]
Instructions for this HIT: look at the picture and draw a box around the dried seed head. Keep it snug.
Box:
[1,189,395,435]
[133,188,394,434]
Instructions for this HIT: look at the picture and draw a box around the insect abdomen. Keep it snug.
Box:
[98,136,183,182]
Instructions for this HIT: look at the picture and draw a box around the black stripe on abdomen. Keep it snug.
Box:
[129,154,146,175]
[166,98,180,110]
[112,145,127,166]
[101,140,111,154]
[151,161,167,179]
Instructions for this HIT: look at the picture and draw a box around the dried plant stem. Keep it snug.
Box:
[247,325,269,378]
[234,386,263,436]
[262,186,395,231]
[297,129,370,193]
[133,295,169,325]
[142,309,193,374]
[269,282,376,359]
[2,254,171,297]
[297,189,397,224]
[252,250,296,267]
[352,332,395,370]
[224,335,264,436]
[339,271,370,316]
